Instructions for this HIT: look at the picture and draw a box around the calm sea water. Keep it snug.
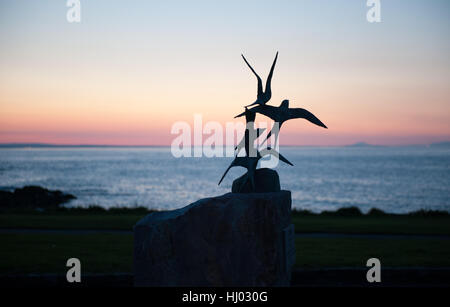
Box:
[0,146,449,213]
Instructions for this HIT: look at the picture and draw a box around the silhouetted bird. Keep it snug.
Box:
[235,99,327,145]
[235,107,266,156]
[242,52,279,108]
[218,147,293,190]
[235,127,266,157]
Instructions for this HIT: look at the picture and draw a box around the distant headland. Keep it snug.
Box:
[0,141,449,148]
[345,142,382,147]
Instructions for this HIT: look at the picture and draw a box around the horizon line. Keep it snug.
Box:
[0,141,449,148]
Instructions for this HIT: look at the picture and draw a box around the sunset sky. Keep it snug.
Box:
[0,0,449,146]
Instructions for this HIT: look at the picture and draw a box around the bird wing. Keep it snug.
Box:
[260,124,278,144]
[287,108,327,128]
[235,110,246,118]
[234,135,245,153]
[241,54,263,99]
[264,52,278,96]
[235,128,265,153]
[219,157,252,185]
[278,152,294,166]
[235,106,257,118]
[260,147,294,166]
[218,163,234,185]
[250,105,280,122]
[235,106,258,118]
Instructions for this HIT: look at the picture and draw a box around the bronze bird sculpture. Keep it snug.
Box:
[242,52,278,107]
[235,99,327,145]
[235,107,266,156]
[218,147,293,190]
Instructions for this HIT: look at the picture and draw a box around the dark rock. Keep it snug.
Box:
[134,191,294,286]
[232,168,280,193]
[0,186,76,209]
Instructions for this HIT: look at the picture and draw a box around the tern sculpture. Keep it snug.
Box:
[235,99,327,145]
[218,52,327,192]
[218,147,293,190]
[242,52,278,107]
[235,107,266,156]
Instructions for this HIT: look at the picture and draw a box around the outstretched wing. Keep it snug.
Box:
[278,152,294,166]
[235,110,246,118]
[236,106,257,118]
[253,105,281,122]
[287,108,327,129]
[241,54,263,99]
[234,136,245,153]
[260,147,294,166]
[234,128,265,154]
[264,51,278,96]
[259,125,277,146]
[218,163,234,185]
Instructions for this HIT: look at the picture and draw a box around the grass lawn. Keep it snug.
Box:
[1,232,450,274]
[0,214,145,230]
[0,233,133,274]
[291,215,450,235]
[1,213,450,236]
[1,212,449,275]
[295,237,450,268]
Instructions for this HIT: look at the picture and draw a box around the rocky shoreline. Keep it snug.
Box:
[1,186,448,217]
[0,186,76,210]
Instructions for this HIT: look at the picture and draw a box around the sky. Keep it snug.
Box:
[0,0,449,146]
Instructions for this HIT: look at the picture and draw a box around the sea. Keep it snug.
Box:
[0,146,449,213]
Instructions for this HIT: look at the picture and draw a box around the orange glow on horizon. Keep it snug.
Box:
[1,2,449,146]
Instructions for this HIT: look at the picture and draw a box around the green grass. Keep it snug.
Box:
[2,213,450,236]
[0,214,145,230]
[1,233,450,274]
[1,212,449,274]
[292,216,450,235]
[295,237,450,268]
[0,233,133,274]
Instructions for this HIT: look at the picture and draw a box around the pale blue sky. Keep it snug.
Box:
[0,0,449,145]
